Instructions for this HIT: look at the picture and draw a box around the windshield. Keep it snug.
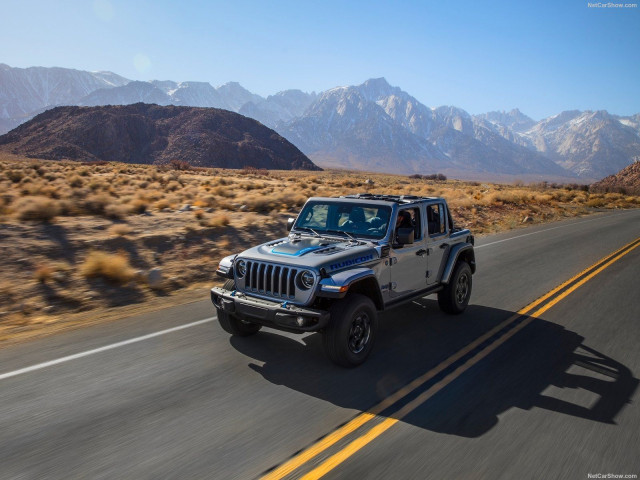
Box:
[294,201,391,240]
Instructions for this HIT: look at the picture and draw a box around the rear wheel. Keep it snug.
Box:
[216,279,262,336]
[438,261,472,314]
[323,294,378,367]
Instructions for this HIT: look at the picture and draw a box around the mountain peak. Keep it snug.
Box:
[358,77,400,102]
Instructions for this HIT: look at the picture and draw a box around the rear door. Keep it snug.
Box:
[425,202,451,285]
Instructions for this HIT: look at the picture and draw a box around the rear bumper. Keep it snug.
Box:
[211,287,330,333]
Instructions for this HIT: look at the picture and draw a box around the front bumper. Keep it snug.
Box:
[211,287,330,333]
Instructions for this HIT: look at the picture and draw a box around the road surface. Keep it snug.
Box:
[1,209,639,479]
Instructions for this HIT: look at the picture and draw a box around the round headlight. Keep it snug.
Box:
[299,270,315,289]
[236,259,246,277]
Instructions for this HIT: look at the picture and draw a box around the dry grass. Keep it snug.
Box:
[207,213,231,228]
[34,264,55,283]
[13,195,60,222]
[108,224,134,237]
[0,153,637,338]
[80,251,136,284]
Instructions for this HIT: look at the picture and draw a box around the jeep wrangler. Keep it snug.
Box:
[211,194,476,367]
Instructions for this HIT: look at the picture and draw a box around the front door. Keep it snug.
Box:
[389,206,428,298]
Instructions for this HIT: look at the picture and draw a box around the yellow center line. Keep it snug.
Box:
[261,237,640,480]
[302,237,639,480]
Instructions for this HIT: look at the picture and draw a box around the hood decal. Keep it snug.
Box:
[329,254,375,271]
[271,244,325,256]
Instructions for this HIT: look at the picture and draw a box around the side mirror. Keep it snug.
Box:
[397,227,414,245]
[287,217,295,231]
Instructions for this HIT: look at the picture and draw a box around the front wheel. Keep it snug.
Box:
[323,294,378,367]
[216,279,262,336]
[438,262,472,314]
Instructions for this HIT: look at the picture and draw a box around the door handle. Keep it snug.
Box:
[416,249,427,256]
[440,243,449,249]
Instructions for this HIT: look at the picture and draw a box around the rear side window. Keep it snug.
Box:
[427,204,446,236]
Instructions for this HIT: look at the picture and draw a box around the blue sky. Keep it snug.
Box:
[1,0,639,119]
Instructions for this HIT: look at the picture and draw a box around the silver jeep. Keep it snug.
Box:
[211,193,476,367]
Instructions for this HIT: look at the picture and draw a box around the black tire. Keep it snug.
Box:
[323,294,378,367]
[216,279,261,336]
[438,261,472,314]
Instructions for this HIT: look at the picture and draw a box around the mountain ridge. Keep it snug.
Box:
[1,64,638,180]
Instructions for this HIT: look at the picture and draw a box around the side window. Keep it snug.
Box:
[396,207,421,240]
[427,204,446,236]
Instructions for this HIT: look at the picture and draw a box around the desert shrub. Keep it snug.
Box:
[166,180,182,192]
[69,175,84,188]
[211,185,236,198]
[14,196,60,222]
[154,198,171,210]
[207,213,231,228]
[239,166,269,176]
[245,191,306,213]
[104,203,129,219]
[129,197,149,214]
[108,224,133,237]
[83,193,113,214]
[80,251,136,284]
[586,197,607,208]
[7,170,24,183]
[169,159,192,171]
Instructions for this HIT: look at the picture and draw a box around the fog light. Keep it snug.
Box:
[296,316,305,327]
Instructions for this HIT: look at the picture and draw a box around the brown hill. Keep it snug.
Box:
[0,103,320,170]
[590,161,640,194]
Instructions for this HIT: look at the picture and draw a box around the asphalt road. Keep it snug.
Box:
[1,209,639,480]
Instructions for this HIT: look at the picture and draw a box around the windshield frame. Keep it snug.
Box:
[292,200,393,241]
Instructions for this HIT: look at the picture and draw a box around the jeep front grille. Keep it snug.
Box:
[243,260,298,299]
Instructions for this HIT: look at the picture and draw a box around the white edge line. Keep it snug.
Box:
[0,317,215,381]
[475,211,633,249]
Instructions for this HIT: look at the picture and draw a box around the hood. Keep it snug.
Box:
[238,235,381,271]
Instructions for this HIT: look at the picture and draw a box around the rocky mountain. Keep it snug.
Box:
[280,79,571,178]
[239,90,316,128]
[518,110,640,179]
[0,63,129,132]
[590,161,640,194]
[280,85,453,174]
[476,109,536,132]
[79,81,171,106]
[2,64,639,180]
[0,103,319,171]
[478,109,640,179]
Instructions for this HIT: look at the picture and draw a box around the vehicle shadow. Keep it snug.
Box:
[229,299,638,438]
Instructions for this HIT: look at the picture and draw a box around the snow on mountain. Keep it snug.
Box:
[0,64,130,131]
[169,82,226,108]
[2,63,638,180]
[476,109,536,132]
[280,80,572,178]
[279,85,452,174]
[518,110,640,178]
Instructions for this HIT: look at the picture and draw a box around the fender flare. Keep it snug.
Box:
[318,267,383,307]
[441,244,476,284]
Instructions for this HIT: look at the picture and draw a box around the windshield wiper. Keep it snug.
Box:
[325,229,357,241]
[294,226,320,237]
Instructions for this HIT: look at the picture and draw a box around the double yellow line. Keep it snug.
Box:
[261,237,640,480]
